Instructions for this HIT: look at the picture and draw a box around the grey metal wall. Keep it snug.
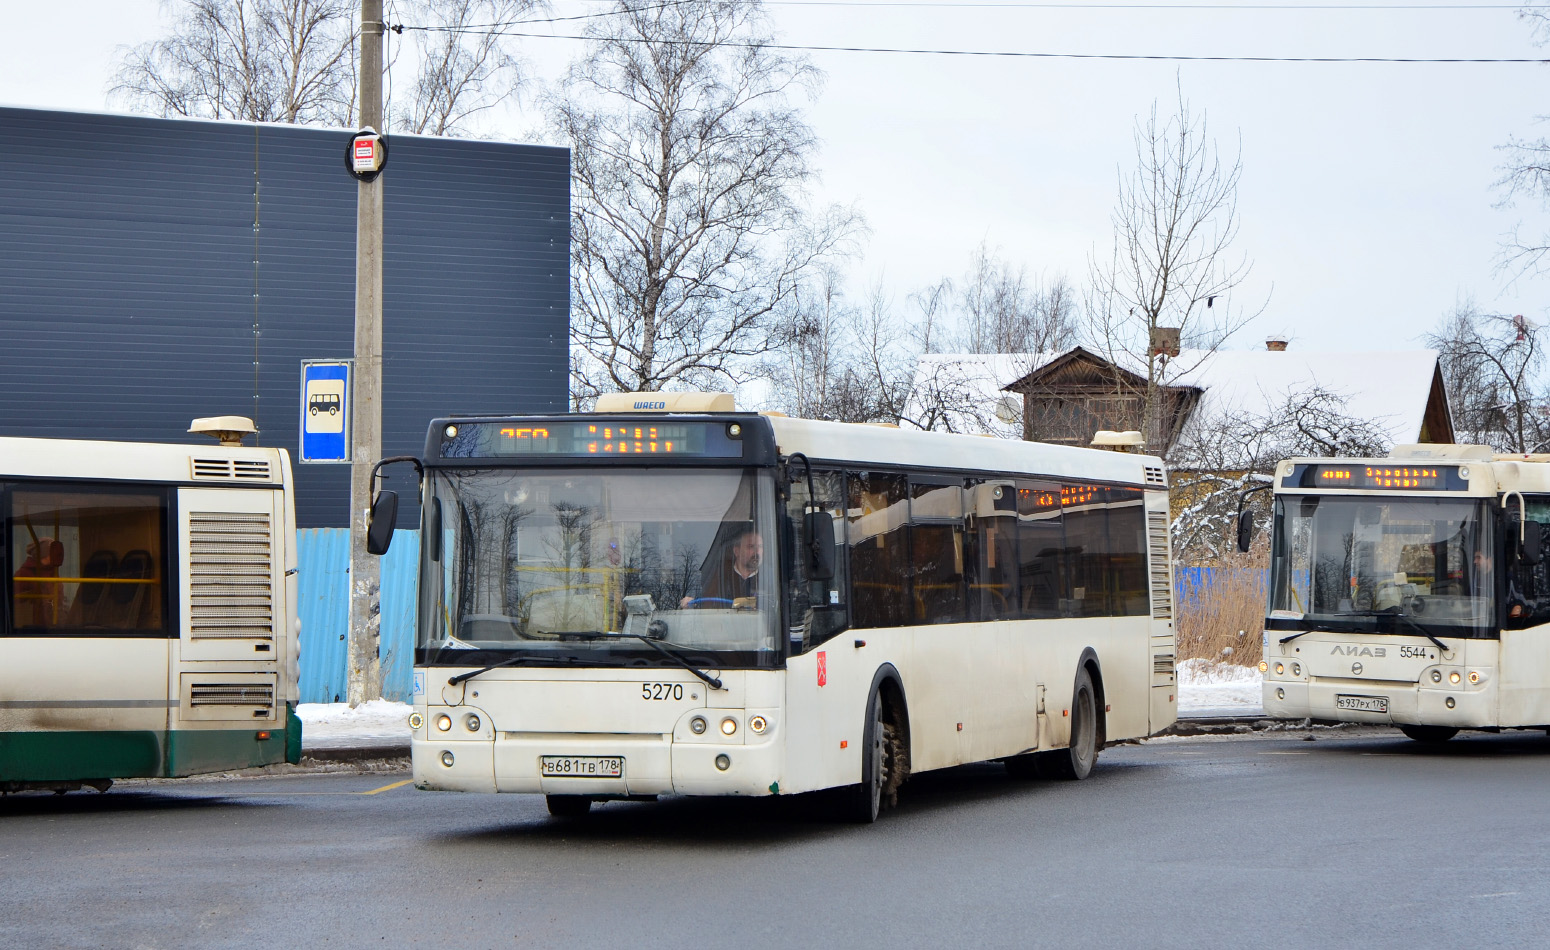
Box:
[0,106,569,527]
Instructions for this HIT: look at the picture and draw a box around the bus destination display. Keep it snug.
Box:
[1293,463,1468,491]
[440,421,745,459]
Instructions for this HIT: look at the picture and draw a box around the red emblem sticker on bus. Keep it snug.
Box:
[817,651,827,687]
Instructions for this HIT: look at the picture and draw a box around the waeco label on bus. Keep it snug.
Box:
[817,652,827,687]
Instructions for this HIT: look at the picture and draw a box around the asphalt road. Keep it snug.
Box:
[4,728,1548,949]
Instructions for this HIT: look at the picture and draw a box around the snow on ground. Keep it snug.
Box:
[298,700,412,747]
[295,660,1267,745]
[1177,659,1265,717]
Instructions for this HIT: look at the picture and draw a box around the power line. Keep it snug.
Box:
[392,0,1534,36]
[405,26,1550,63]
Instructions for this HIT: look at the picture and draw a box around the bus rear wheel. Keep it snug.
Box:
[1044,668,1099,781]
[546,794,592,817]
[1399,725,1458,744]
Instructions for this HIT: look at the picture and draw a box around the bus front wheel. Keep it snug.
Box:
[546,794,592,817]
[845,690,902,823]
[1399,725,1458,744]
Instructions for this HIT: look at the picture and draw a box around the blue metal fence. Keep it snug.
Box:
[1175,566,1270,610]
[296,528,420,703]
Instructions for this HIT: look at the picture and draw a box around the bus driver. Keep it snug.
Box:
[682,525,764,608]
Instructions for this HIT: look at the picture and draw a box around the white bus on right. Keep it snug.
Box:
[1258,444,1550,743]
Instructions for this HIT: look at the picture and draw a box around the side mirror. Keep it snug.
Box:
[1522,520,1543,567]
[1236,509,1255,553]
[366,489,399,555]
[805,511,836,581]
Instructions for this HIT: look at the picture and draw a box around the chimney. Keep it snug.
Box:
[1265,335,1289,352]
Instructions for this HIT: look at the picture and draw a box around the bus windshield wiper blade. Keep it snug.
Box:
[554,631,725,691]
[1279,622,1357,644]
[1376,609,1450,652]
[446,654,582,686]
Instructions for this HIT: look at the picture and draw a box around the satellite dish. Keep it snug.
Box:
[994,395,1020,425]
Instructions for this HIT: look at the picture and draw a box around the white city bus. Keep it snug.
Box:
[0,418,301,793]
[371,394,1176,820]
[1258,444,1550,742]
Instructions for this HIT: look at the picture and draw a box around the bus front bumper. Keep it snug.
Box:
[412,733,784,797]
[1264,678,1495,727]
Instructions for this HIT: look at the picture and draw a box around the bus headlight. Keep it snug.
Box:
[440,751,455,767]
[1258,661,1268,673]
[690,716,707,735]
[1274,663,1285,675]
[1468,671,1480,685]
[1449,672,1461,684]
[749,715,768,735]
[1431,670,1443,684]
[436,714,452,731]
[465,714,481,732]
[1291,663,1301,677]
[408,712,424,730]
[720,717,738,736]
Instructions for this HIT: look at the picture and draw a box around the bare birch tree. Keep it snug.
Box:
[112,0,359,124]
[1426,301,1549,452]
[1170,385,1390,562]
[551,0,863,401]
[390,0,540,135]
[113,0,534,136]
[1496,4,1550,278]
[1087,86,1264,452]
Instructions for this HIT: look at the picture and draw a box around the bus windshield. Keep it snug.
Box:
[418,467,780,667]
[1270,495,1495,636]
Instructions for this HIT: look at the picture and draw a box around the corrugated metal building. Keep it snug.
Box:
[0,105,569,528]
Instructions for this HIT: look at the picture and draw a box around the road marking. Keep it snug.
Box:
[359,779,413,796]
[1468,892,1518,899]
[1258,751,1310,755]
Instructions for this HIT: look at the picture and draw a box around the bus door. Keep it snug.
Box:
[1,483,174,780]
[172,488,284,741]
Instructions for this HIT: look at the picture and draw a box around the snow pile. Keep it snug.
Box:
[1177,659,1264,716]
[297,700,413,746]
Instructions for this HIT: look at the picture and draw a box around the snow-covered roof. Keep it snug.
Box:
[908,346,1445,445]
[1169,348,1443,444]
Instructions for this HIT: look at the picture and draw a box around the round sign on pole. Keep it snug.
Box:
[345,127,388,182]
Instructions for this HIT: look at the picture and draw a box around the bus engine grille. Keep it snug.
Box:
[189,512,275,640]
[190,684,275,706]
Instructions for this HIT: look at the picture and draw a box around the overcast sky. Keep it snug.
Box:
[3,0,1548,355]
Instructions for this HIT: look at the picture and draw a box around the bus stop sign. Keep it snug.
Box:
[300,360,352,463]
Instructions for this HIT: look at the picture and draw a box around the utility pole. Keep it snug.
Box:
[347,0,385,706]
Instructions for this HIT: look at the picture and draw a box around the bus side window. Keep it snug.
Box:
[8,487,169,636]
[1508,496,1550,630]
[847,472,911,629]
[1016,479,1066,619]
[909,479,967,625]
[1062,483,1111,617]
[966,479,1018,621]
[786,469,849,652]
[1106,487,1149,616]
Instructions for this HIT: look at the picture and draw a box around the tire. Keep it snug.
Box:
[1045,668,1100,781]
[1399,725,1458,744]
[843,689,903,823]
[545,794,592,817]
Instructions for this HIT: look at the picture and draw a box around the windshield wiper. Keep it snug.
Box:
[1376,608,1450,652]
[446,654,584,686]
[1279,624,1346,645]
[552,631,725,691]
